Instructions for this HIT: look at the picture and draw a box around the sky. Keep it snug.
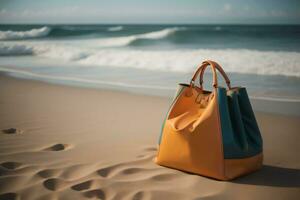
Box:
[0,0,299,24]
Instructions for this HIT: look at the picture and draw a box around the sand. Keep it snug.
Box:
[0,74,299,200]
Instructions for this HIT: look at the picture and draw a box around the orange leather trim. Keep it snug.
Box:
[223,153,263,180]
[156,87,225,180]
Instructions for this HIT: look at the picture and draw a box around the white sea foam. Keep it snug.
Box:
[0,26,51,40]
[37,44,90,61]
[0,44,34,55]
[1,41,300,77]
[98,27,186,47]
[107,26,123,31]
[79,49,300,77]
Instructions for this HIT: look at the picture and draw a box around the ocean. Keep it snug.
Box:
[0,24,300,114]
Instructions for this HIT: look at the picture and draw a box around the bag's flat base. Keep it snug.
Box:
[224,153,263,180]
[155,153,263,181]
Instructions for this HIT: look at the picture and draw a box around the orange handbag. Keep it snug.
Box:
[155,60,263,180]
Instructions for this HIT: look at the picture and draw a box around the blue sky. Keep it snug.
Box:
[0,0,299,24]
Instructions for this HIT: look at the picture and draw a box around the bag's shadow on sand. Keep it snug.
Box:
[233,165,300,187]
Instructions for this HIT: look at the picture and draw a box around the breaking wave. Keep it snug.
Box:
[97,27,186,47]
[0,26,51,40]
[1,41,300,77]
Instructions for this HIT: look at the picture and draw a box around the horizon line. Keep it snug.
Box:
[1,22,300,26]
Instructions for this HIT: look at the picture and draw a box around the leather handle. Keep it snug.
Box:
[190,61,218,88]
[199,60,231,89]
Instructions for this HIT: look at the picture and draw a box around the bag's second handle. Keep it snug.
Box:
[190,60,231,89]
[200,60,231,89]
[190,61,218,88]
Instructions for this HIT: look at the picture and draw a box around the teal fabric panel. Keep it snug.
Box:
[217,87,263,159]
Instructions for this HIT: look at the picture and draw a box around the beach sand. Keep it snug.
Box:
[0,74,299,200]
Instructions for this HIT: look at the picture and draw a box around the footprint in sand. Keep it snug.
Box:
[0,193,19,200]
[43,178,69,191]
[97,155,155,179]
[132,191,150,200]
[1,128,23,135]
[0,162,23,170]
[71,180,93,191]
[120,167,145,175]
[37,168,62,178]
[97,166,117,178]
[42,143,71,151]
[83,189,106,200]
